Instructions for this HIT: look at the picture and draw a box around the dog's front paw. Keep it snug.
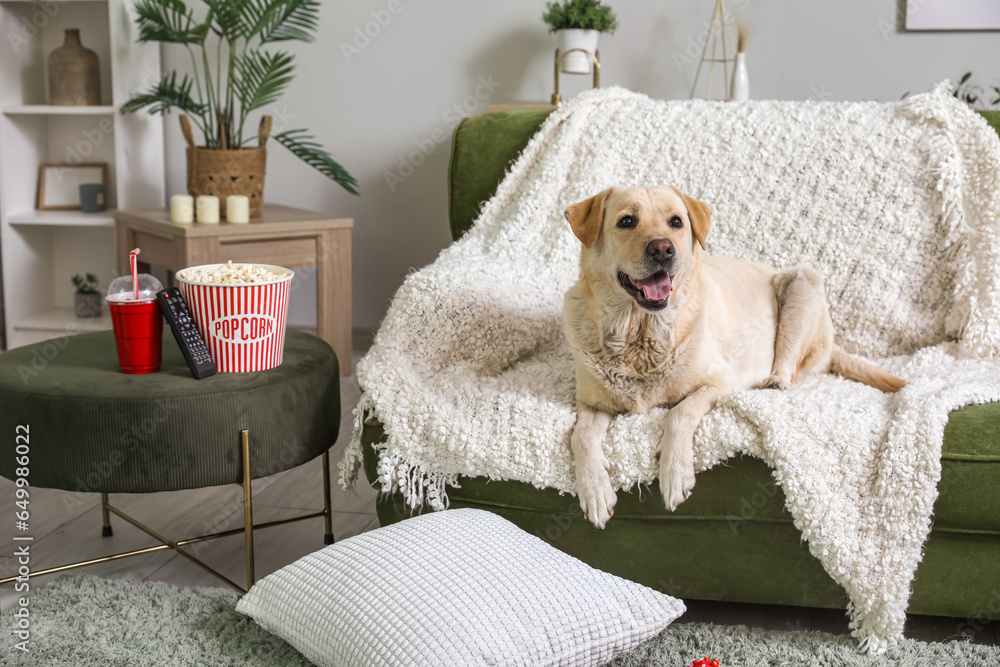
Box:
[660,449,695,512]
[762,374,789,391]
[576,460,618,529]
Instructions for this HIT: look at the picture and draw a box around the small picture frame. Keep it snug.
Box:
[37,163,108,210]
[906,0,1000,30]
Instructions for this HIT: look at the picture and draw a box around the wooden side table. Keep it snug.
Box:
[113,204,352,376]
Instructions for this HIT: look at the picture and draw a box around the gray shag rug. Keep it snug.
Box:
[607,620,1000,667]
[3,574,998,666]
[1,575,310,667]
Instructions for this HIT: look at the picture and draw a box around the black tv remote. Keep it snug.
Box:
[156,287,217,379]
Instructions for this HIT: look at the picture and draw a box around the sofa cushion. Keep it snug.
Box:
[447,109,550,240]
[363,402,1000,534]
[361,400,1000,617]
[933,402,1000,533]
[448,110,1000,242]
[977,109,1000,138]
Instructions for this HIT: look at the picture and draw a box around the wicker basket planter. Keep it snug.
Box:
[180,115,272,218]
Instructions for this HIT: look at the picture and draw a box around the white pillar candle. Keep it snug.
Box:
[195,195,220,224]
[170,194,194,223]
[226,195,250,223]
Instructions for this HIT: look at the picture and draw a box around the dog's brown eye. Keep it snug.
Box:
[670,216,684,229]
[617,215,637,229]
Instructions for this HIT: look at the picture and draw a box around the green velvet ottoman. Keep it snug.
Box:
[0,329,340,592]
[361,107,1000,623]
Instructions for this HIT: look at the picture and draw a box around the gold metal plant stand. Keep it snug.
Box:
[551,48,600,106]
[689,0,739,100]
[0,430,335,595]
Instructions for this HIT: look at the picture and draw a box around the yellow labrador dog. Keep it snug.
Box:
[563,186,905,529]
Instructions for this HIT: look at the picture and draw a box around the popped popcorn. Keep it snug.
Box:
[178,260,286,284]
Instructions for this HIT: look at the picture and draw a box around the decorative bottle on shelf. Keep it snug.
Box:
[48,29,100,106]
[730,51,748,101]
[729,23,749,102]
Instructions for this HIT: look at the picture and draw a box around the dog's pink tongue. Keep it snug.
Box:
[634,272,673,301]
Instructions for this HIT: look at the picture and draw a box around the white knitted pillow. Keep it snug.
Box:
[236,508,684,667]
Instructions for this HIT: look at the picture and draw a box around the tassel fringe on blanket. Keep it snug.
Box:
[340,83,1000,653]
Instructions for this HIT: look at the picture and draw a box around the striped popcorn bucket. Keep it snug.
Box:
[176,264,293,373]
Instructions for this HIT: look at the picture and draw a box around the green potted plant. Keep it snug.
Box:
[121,0,358,218]
[950,72,1000,109]
[72,273,101,318]
[543,0,618,75]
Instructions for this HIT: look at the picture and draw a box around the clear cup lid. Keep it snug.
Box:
[106,273,163,302]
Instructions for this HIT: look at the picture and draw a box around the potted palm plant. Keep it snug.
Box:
[121,0,357,217]
[543,0,618,75]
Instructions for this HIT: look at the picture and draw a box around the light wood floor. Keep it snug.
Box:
[1,348,997,647]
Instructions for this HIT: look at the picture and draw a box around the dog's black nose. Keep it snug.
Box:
[646,238,675,260]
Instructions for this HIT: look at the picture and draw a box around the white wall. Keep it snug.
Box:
[161,0,1000,336]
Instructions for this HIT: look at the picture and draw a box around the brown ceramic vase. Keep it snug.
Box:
[48,29,100,106]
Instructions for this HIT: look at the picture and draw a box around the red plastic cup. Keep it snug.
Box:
[107,298,163,374]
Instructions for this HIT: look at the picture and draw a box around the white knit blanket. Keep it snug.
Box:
[340,84,1000,653]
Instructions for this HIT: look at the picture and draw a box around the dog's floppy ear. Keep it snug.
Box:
[678,190,712,251]
[564,188,613,249]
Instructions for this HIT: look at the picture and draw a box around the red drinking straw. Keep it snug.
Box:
[130,248,140,300]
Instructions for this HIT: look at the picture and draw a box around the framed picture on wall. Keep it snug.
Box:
[37,163,108,210]
[906,0,1000,30]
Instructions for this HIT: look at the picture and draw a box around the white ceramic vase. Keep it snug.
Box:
[730,52,749,101]
[557,29,600,74]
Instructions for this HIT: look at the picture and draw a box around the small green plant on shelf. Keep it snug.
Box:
[952,72,1000,109]
[72,273,99,294]
[542,0,618,33]
[120,0,357,195]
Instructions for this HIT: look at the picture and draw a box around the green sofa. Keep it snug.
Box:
[362,108,1000,619]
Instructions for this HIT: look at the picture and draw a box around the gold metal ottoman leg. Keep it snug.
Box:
[241,429,255,592]
[101,493,113,537]
[322,451,334,545]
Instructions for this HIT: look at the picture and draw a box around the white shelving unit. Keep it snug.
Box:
[0,0,165,349]
[3,105,117,115]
